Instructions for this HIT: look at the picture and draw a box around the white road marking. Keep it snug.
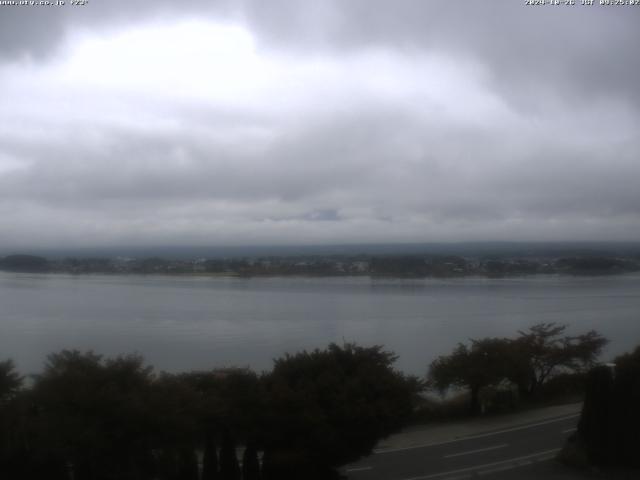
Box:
[400,448,561,480]
[375,413,579,454]
[443,444,508,459]
[562,427,577,434]
[346,466,373,472]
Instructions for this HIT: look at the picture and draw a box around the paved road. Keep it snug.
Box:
[343,413,580,480]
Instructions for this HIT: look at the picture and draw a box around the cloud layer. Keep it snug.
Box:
[1,1,639,247]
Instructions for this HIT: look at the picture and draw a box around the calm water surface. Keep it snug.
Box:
[1,272,639,375]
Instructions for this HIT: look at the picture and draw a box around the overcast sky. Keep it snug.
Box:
[1,0,639,248]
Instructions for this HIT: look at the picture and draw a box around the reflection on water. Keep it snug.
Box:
[1,272,639,375]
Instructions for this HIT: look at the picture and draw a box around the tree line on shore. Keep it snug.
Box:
[0,323,629,479]
[1,252,639,277]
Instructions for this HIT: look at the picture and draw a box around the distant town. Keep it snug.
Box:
[1,251,639,278]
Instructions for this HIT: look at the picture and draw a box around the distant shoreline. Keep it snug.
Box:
[1,251,639,279]
[2,269,639,281]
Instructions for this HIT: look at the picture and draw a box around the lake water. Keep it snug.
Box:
[1,272,639,376]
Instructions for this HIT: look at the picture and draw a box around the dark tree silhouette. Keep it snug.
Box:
[515,323,608,396]
[0,359,22,403]
[157,448,180,480]
[261,343,421,478]
[177,447,199,480]
[0,359,27,479]
[578,366,615,465]
[242,441,261,480]
[2,343,420,479]
[428,338,514,415]
[429,324,608,414]
[568,345,640,468]
[29,350,156,480]
[610,346,640,467]
[202,432,220,480]
[219,431,241,480]
[180,368,265,444]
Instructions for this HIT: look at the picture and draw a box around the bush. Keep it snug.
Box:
[261,343,422,477]
[573,346,640,468]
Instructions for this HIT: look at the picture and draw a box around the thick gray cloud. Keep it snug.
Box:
[3,1,638,103]
[0,1,638,247]
[0,0,235,59]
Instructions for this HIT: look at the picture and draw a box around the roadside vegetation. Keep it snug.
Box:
[0,323,628,479]
[426,323,607,417]
[560,345,640,470]
[0,344,421,480]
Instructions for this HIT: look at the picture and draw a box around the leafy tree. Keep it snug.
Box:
[157,448,180,480]
[148,372,201,450]
[242,441,261,480]
[219,431,241,480]
[2,343,426,478]
[180,368,264,442]
[515,323,608,396]
[178,368,265,479]
[428,338,514,415]
[429,325,608,413]
[177,447,199,480]
[0,359,22,403]
[577,365,615,465]
[201,432,219,480]
[574,346,640,468]
[609,346,640,466]
[30,350,156,480]
[261,343,422,479]
[0,359,25,478]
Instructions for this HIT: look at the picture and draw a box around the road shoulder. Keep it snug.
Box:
[375,402,582,453]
